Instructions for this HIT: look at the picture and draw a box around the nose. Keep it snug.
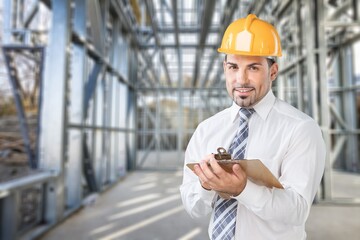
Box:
[235,69,248,85]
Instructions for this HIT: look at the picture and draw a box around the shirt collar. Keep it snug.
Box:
[230,103,241,123]
[230,90,276,122]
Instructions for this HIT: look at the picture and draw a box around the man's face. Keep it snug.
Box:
[224,54,278,108]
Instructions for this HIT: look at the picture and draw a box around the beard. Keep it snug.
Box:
[232,89,255,108]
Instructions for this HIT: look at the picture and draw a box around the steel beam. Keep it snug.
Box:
[38,0,71,222]
[340,46,359,171]
[84,62,103,117]
[23,1,39,28]
[144,0,172,87]
[2,0,13,43]
[88,0,105,54]
[110,0,159,86]
[66,0,88,208]
[191,0,216,88]
[316,0,332,200]
[201,0,240,88]
[2,46,44,169]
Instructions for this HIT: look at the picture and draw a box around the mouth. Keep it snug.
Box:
[233,87,254,97]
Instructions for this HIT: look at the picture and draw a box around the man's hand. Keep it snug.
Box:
[193,154,247,197]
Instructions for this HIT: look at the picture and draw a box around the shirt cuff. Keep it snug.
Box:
[234,180,271,209]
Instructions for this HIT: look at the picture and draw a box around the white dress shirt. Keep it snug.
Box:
[180,90,326,240]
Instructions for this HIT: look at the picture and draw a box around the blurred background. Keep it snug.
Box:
[0,0,359,239]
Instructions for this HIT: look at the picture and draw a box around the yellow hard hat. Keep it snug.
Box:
[218,14,282,57]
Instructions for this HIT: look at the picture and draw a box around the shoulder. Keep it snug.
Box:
[273,98,315,123]
[271,99,322,139]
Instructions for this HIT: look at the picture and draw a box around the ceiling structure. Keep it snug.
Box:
[133,0,254,89]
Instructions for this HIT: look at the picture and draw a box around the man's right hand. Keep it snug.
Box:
[193,154,247,197]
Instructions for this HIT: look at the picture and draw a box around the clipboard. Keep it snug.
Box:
[186,159,283,189]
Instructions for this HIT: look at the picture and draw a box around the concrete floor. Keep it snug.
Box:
[40,170,360,240]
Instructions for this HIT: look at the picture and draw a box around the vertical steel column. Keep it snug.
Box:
[341,46,359,171]
[127,87,137,171]
[155,88,160,164]
[177,51,184,161]
[110,17,120,179]
[101,0,111,185]
[128,50,137,171]
[95,72,104,187]
[38,0,71,221]
[3,0,13,43]
[66,0,87,208]
[316,0,332,200]
[172,0,184,161]
[295,0,304,111]
[104,73,111,184]
[109,75,117,181]
[0,194,17,239]
[304,0,320,123]
[88,0,105,55]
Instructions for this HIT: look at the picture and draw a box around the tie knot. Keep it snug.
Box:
[239,108,255,121]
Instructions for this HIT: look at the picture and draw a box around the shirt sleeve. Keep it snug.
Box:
[235,120,326,225]
[179,126,216,219]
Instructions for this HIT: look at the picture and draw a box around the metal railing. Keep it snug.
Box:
[0,171,57,240]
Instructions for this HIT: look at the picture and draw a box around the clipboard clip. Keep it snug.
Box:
[214,147,231,160]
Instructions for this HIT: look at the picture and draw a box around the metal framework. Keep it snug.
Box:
[2,45,44,169]
[135,0,360,203]
[0,0,359,239]
[1,0,137,239]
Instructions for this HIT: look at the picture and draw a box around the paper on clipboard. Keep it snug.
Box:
[186,159,283,189]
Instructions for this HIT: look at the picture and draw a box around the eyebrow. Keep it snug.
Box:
[225,62,238,67]
[225,61,263,67]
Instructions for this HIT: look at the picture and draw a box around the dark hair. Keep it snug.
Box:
[266,58,276,67]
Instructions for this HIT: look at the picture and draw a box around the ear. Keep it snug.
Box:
[270,63,279,81]
[223,60,226,73]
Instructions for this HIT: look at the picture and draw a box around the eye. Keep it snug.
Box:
[248,65,259,71]
[228,65,238,70]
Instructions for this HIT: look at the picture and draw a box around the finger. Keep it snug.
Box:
[199,160,212,176]
[194,163,212,182]
[230,164,248,196]
[232,164,246,180]
[208,157,226,176]
[200,159,219,188]
[194,164,212,190]
[193,164,205,179]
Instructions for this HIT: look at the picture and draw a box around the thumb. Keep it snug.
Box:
[232,163,246,179]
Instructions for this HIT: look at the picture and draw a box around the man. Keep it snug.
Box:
[180,14,325,239]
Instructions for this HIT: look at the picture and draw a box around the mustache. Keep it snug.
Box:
[232,84,254,88]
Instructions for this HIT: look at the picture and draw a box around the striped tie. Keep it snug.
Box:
[228,108,255,159]
[212,108,255,240]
